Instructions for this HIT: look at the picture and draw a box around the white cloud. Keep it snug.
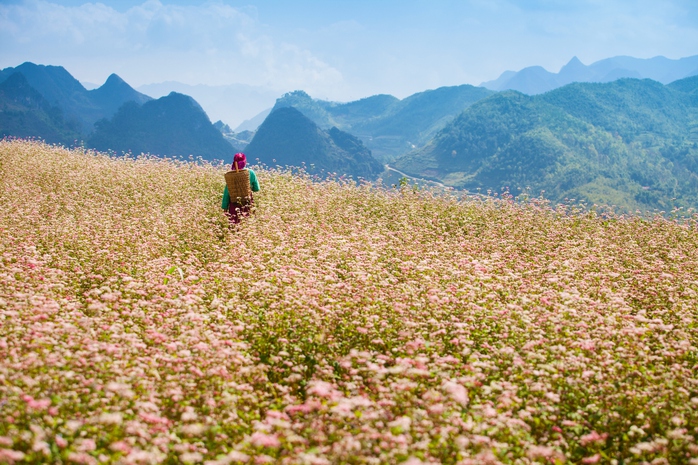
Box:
[1,0,696,104]
[0,0,344,94]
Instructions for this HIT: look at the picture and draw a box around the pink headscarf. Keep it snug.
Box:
[232,152,247,170]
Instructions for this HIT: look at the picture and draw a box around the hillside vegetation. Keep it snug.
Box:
[1,140,697,464]
[395,78,698,212]
[0,73,81,146]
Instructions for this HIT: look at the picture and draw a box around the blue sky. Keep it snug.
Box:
[2,0,697,104]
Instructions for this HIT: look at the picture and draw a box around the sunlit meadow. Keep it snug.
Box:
[1,139,697,464]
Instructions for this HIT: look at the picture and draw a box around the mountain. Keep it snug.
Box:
[556,56,594,84]
[244,107,384,180]
[479,70,516,92]
[0,63,90,118]
[0,63,240,161]
[235,108,272,132]
[0,72,81,145]
[214,120,254,149]
[393,78,698,212]
[88,92,238,162]
[540,79,691,141]
[494,66,561,95]
[137,81,278,130]
[482,55,698,95]
[0,62,151,132]
[271,90,339,128]
[668,75,698,138]
[270,85,494,162]
[588,55,698,83]
[89,74,151,118]
[351,86,494,147]
[668,75,698,93]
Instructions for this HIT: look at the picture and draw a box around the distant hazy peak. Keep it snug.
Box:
[103,73,127,86]
[213,120,234,134]
[480,54,698,95]
[479,70,517,91]
[163,91,207,114]
[16,61,72,76]
[560,56,585,72]
[92,73,139,95]
[5,61,86,93]
[283,90,312,99]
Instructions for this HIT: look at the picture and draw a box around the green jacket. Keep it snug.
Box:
[221,169,260,209]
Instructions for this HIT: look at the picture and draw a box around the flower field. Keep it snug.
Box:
[1,139,697,464]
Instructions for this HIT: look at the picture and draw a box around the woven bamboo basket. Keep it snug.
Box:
[224,162,251,205]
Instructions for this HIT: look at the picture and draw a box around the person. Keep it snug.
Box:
[222,153,260,224]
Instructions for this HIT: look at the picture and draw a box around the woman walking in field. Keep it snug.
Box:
[222,152,260,224]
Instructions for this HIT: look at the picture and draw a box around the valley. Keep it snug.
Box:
[2,56,698,213]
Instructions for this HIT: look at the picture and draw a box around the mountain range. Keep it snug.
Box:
[3,58,698,212]
[245,107,384,180]
[0,62,151,133]
[0,62,238,162]
[482,55,698,95]
[214,121,255,149]
[235,108,273,133]
[271,86,494,162]
[137,81,278,131]
[0,72,82,145]
[394,77,698,212]
[88,92,238,161]
[0,62,380,176]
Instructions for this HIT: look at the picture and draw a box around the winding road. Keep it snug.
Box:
[384,164,447,188]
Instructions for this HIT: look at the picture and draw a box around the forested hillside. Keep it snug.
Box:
[394,78,698,212]
[0,72,81,145]
[3,62,698,211]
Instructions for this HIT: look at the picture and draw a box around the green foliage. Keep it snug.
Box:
[0,72,81,145]
[394,79,698,212]
[541,79,691,141]
[667,75,698,95]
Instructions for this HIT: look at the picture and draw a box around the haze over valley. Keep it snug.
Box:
[2,52,698,212]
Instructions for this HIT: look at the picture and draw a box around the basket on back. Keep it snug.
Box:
[224,162,251,205]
